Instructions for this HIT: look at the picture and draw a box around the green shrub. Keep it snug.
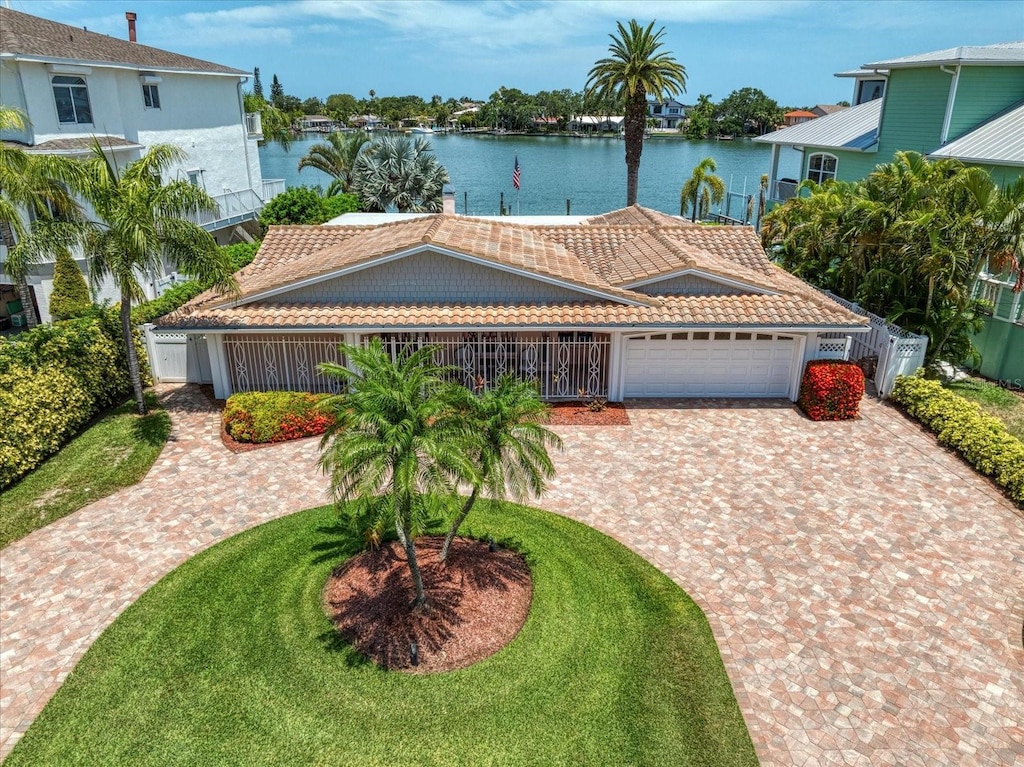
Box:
[0,317,135,488]
[890,374,1024,503]
[320,193,360,220]
[257,187,361,231]
[223,391,336,444]
[48,250,92,320]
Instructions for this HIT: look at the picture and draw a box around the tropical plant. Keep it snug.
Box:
[317,339,471,608]
[586,19,687,207]
[439,375,562,562]
[762,152,1024,365]
[350,135,450,213]
[48,249,92,319]
[79,142,237,414]
[297,132,370,196]
[0,106,86,328]
[680,157,725,222]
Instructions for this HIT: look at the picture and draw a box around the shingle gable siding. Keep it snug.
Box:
[275,250,589,305]
[947,67,1024,142]
[634,274,749,296]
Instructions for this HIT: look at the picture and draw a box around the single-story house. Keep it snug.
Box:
[153,205,868,401]
[783,110,818,127]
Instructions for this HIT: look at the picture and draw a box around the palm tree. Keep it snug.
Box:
[317,340,471,608]
[351,135,450,213]
[297,132,369,196]
[79,142,237,414]
[680,157,725,222]
[0,106,86,328]
[439,375,562,563]
[586,19,687,207]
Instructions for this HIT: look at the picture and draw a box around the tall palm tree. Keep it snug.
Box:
[351,135,450,213]
[297,132,369,196]
[318,340,471,608]
[586,19,687,207]
[79,142,237,414]
[0,106,86,328]
[439,375,562,563]
[680,157,725,222]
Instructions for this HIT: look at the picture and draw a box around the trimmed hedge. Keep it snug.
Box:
[223,391,336,444]
[0,316,137,489]
[798,360,865,421]
[890,374,1024,504]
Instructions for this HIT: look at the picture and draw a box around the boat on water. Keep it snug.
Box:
[410,124,434,134]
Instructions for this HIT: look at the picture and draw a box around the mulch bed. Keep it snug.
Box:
[323,536,532,673]
[546,400,630,426]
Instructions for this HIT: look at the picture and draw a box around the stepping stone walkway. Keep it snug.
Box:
[2,385,1022,765]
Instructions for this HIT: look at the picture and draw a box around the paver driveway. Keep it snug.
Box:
[1,385,1022,765]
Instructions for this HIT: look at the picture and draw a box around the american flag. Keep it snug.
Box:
[512,156,521,190]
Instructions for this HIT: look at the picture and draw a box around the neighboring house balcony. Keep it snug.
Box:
[245,112,263,139]
[187,179,286,232]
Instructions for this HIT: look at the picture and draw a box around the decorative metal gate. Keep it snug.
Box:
[224,334,346,394]
[368,332,611,399]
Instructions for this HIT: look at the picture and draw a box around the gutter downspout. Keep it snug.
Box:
[940,64,961,145]
[237,78,255,195]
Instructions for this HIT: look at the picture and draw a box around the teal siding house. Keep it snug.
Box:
[757,42,1024,384]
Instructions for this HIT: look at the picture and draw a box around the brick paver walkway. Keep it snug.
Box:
[1,385,1022,765]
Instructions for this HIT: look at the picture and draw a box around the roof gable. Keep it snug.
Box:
[0,7,248,76]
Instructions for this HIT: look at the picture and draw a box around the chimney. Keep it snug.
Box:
[126,11,137,43]
[442,185,455,215]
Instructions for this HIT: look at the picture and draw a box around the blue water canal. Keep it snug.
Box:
[258,133,803,218]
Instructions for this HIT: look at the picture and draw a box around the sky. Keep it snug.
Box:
[9,0,1024,107]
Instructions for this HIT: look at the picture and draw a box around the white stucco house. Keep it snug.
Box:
[0,6,285,324]
[149,204,869,402]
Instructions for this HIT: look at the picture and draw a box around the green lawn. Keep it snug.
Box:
[7,502,757,767]
[0,394,170,548]
[946,377,1024,441]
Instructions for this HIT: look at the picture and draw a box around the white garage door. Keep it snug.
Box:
[623,331,797,397]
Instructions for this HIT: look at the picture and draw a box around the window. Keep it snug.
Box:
[668,107,679,115]
[142,83,161,109]
[855,79,885,105]
[52,75,92,124]
[807,153,838,185]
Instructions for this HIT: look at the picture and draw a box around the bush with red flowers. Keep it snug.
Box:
[797,360,865,421]
[223,391,336,443]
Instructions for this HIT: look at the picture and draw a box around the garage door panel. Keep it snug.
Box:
[624,336,795,398]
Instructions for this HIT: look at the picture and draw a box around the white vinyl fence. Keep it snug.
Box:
[819,292,929,397]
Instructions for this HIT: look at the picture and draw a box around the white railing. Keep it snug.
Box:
[185,181,283,231]
[225,333,347,394]
[819,291,929,397]
[368,332,611,399]
[813,335,851,360]
[262,178,286,202]
[245,112,263,137]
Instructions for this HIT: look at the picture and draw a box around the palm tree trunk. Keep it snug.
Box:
[439,486,479,563]
[394,507,427,608]
[120,292,147,415]
[623,91,647,207]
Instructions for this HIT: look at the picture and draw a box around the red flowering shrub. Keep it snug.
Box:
[797,360,865,421]
[223,391,336,443]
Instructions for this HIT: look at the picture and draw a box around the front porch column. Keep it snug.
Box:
[607,331,625,402]
[207,333,232,399]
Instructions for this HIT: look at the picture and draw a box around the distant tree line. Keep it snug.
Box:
[245,67,816,140]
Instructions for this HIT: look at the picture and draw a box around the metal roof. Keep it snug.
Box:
[929,102,1024,167]
[834,69,889,78]
[754,99,881,151]
[863,42,1024,69]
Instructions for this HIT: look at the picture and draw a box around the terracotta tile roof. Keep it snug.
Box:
[0,7,248,76]
[584,205,697,228]
[161,206,866,331]
[160,293,861,331]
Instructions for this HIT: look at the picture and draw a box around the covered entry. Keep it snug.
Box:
[622,331,797,397]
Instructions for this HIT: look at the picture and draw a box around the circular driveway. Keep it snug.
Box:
[2,385,1022,765]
